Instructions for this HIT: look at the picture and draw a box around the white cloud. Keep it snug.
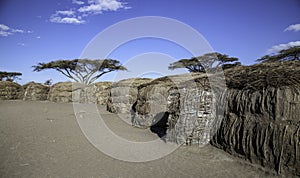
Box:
[78,0,128,14]
[49,0,130,24]
[0,31,12,36]
[50,9,85,24]
[78,4,103,13]
[0,23,32,37]
[17,43,26,46]
[60,17,85,24]
[36,36,41,39]
[12,29,25,33]
[50,16,85,24]
[72,0,85,5]
[267,41,300,54]
[56,10,75,16]
[0,24,10,31]
[284,24,300,32]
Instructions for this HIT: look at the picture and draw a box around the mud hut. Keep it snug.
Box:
[131,73,204,128]
[210,61,300,176]
[80,82,112,104]
[48,82,81,103]
[48,82,112,104]
[0,81,21,100]
[22,82,50,101]
[106,78,152,113]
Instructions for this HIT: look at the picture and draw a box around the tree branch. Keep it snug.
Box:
[88,70,112,84]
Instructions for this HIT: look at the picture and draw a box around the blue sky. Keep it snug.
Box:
[0,0,299,84]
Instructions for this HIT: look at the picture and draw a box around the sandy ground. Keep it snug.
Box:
[0,100,279,177]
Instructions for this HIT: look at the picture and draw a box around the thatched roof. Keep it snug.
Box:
[224,61,300,90]
[137,61,300,92]
[112,78,152,88]
[138,73,205,89]
[0,81,21,88]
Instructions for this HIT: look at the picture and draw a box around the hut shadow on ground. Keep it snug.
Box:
[150,112,169,139]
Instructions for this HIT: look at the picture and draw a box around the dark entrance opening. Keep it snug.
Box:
[150,112,169,138]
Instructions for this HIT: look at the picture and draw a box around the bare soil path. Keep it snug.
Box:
[0,100,278,177]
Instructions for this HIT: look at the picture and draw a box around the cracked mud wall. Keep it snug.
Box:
[210,61,300,176]
[210,87,300,175]
[166,86,216,146]
[22,82,50,101]
[0,81,21,100]
[106,78,151,113]
[48,82,112,104]
[131,73,204,128]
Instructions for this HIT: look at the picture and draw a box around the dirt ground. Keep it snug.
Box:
[0,100,279,177]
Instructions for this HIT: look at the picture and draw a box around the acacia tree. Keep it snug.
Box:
[0,71,22,82]
[257,46,300,62]
[33,59,127,84]
[168,52,240,73]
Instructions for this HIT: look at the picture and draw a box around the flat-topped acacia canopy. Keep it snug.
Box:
[33,59,127,85]
[257,46,300,62]
[168,52,240,73]
[0,71,22,82]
